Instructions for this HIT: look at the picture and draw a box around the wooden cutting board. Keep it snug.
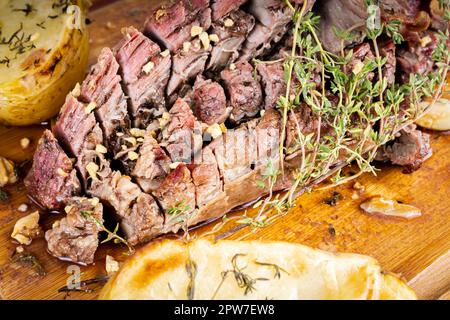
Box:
[0,0,449,300]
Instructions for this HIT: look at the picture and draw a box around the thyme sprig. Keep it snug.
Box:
[80,210,134,254]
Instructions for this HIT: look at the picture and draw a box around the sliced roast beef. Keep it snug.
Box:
[132,131,172,193]
[89,170,163,245]
[256,61,286,109]
[192,75,229,125]
[220,60,263,121]
[191,146,223,207]
[211,0,247,21]
[207,9,255,71]
[379,124,432,172]
[53,94,96,157]
[144,0,211,52]
[115,27,171,127]
[79,48,128,140]
[240,0,294,61]
[45,197,103,265]
[167,38,211,97]
[255,109,282,166]
[285,104,321,154]
[24,130,81,211]
[153,163,197,232]
[161,98,203,162]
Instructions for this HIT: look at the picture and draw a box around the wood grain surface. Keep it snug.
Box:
[0,0,449,300]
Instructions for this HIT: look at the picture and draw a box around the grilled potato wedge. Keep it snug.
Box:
[99,239,417,300]
[0,0,89,126]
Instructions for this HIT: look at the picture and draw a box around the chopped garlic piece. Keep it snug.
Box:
[420,36,432,47]
[85,102,97,114]
[56,168,68,177]
[88,197,100,206]
[0,156,18,187]
[86,162,99,180]
[183,41,191,53]
[190,25,203,37]
[142,61,155,74]
[106,255,120,275]
[95,144,108,154]
[209,34,219,42]
[20,137,30,149]
[169,162,182,169]
[124,137,137,146]
[352,60,364,74]
[130,128,146,137]
[160,49,170,57]
[116,132,124,137]
[11,211,41,245]
[18,204,28,213]
[224,18,234,27]
[199,31,210,50]
[64,205,73,214]
[128,151,139,161]
[206,123,223,139]
[229,63,236,71]
[360,197,422,219]
[71,83,81,97]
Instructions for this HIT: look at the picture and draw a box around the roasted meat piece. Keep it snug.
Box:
[45,197,103,265]
[192,76,228,125]
[24,130,81,211]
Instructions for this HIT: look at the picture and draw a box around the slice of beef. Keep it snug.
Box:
[79,48,128,141]
[132,131,172,193]
[379,124,432,172]
[161,98,203,162]
[211,0,247,21]
[53,94,96,157]
[192,75,229,125]
[122,193,164,245]
[45,197,103,265]
[240,0,294,61]
[255,109,281,166]
[115,27,171,127]
[207,9,255,71]
[144,0,211,52]
[191,146,223,207]
[24,130,81,211]
[167,38,211,97]
[211,121,256,184]
[220,60,263,121]
[153,163,197,232]
[89,170,163,245]
[256,61,286,109]
[397,31,440,83]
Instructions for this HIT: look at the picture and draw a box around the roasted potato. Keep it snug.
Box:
[0,0,89,126]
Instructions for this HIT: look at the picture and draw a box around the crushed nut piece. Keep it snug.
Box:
[20,138,30,149]
[11,211,41,245]
[224,18,234,27]
[142,61,155,74]
[128,151,139,161]
[190,25,203,37]
[95,144,108,154]
[0,157,18,187]
[86,162,99,180]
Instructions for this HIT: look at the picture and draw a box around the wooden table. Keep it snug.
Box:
[0,0,449,300]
